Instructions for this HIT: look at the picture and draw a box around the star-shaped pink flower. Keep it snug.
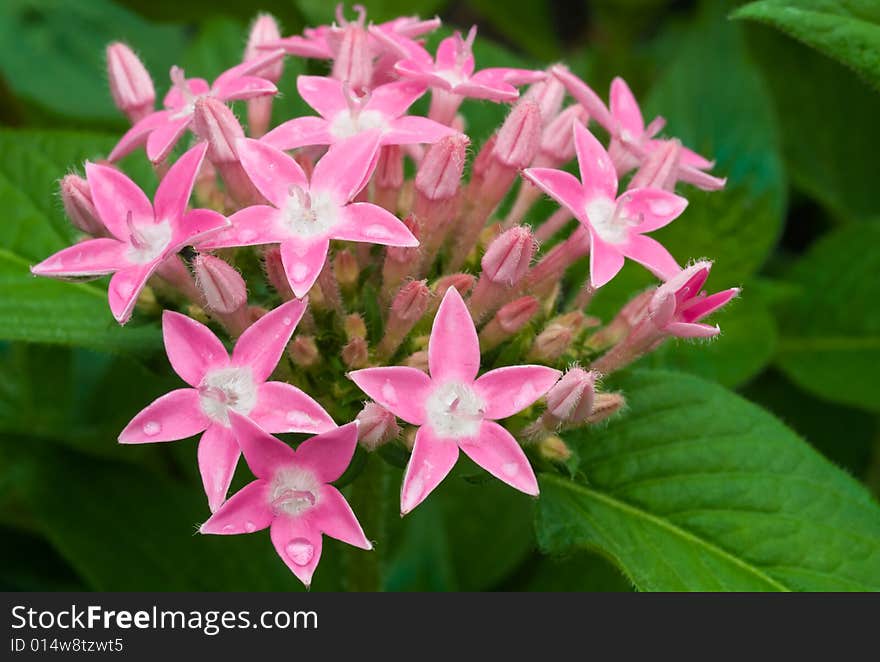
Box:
[198,131,418,297]
[110,51,283,163]
[349,287,561,515]
[394,26,545,103]
[31,143,227,324]
[200,414,370,588]
[119,300,336,511]
[523,122,688,288]
[261,75,456,150]
[649,261,740,338]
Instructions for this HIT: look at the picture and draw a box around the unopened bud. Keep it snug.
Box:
[331,16,372,92]
[537,435,572,463]
[479,296,539,351]
[355,402,400,451]
[378,280,430,360]
[544,368,596,425]
[415,134,469,202]
[333,249,359,292]
[288,335,319,368]
[540,105,587,163]
[344,313,367,340]
[432,273,475,299]
[587,392,625,424]
[193,97,244,165]
[630,139,681,191]
[493,100,541,169]
[529,323,573,362]
[342,336,369,369]
[194,254,247,314]
[383,215,421,299]
[522,74,566,125]
[481,226,534,285]
[106,42,155,123]
[374,145,404,212]
[245,14,284,83]
[60,175,103,236]
[263,247,294,301]
[404,350,429,371]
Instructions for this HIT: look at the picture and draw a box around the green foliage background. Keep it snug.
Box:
[0,0,878,591]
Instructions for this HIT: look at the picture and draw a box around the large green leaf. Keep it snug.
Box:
[0,129,161,352]
[775,223,880,413]
[535,370,880,591]
[733,0,880,92]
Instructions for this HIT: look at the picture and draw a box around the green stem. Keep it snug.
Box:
[344,453,387,592]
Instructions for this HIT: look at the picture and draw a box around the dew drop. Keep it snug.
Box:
[292,263,308,282]
[381,381,397,404]
[142,421,161,436]
[285,538,314,566]
[502,462,519,477]
[244,520,257,533]
[222,524,235,533]
[364,224,388,239]
[649,199,675,216]
[282,316,293,326]
[286,410,315,428]
[240,229,257,241]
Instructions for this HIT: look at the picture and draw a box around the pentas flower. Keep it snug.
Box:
[200,414,370,588]
[199,131,417,297]
[110,51,283,163]
[31,143,227,324]
[349,287,561,514]
[119,300,335,511]
[523,122,688,287]
[261,76,455,150]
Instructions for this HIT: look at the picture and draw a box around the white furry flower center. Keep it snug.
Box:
[282,187,339,238]
[425,381,485,439]
[585,197,632,245]
[198,366,257,426]
[330,109,388,140]
[126,218,173,264]
[270,466,321,517]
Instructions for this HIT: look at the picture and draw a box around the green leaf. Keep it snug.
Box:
[733,0,880,92]
[744,23,880,223]
[535,370,880,591]
[522,551,633,592]
[0,0,187,124]
[643,4,786,286]
[775,223,880,413]
[467,0,561,60]
[0,129,161,352]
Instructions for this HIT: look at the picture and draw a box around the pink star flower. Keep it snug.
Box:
[349,287,561,515]
[31,143,227,324]
[649,261,740,338]
[110,51,283,163]
[393,26,545,102]
[523,122,688,288]
[119,300,336,512]
[261,76,456,150]
[198,131,418,297]
[200,414,370,588]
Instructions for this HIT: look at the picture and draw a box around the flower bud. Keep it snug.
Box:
[630,139,681,191]
[245,14,284,83]
[529,323,573,362]
[544,368,597,425]
[479,296,539,351]
[481,226,534,286]
[288,335,319,368]
[522,74,566,126]
[194,254,247,314]
[537,435,572,463]
[493,100,542,169]
[374,145,404,212]
[60,174,103,236]
[106,42,155,123]
[432,273,475,299]
[587,392,626,424]
[263,247,294,301]
[403,350,429,371]
[540,104,587,163]
[333,249,359,292]
[377,280,430,360]
[193,97,244,165]
[342,336,369,369]
[355,402,400,451]
[415,134,469,202]
[331,9,372,93]
[344,313,367,340]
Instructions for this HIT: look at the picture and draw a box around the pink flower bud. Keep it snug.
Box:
[471,134,497,181]
[193,97,244,165]
[544,368,597,424]
[333,249,359,291]
[263,247,294,300]
[479,296,539,351]
[344,313,367,340]
[378,280,430,360]
[587,392,626,424]
[540,105,587,163]
[331,12,373,93]
[355,402,400,451]
[493,100,542,169]
[342,336,369,369]
[385,215,421,265]
[529,323,573,362]
[403,350,429,371]
[522,74,566,125]
[106,42,155,123]
[415,134,469,202]
[193,254,247,314]
[60,175,103,236]
[629,139,681,191]
[376,145,404,189]
[289,335,319,368]
[481,226,535,285]
[245,14,284,83]
[432,273,475,299]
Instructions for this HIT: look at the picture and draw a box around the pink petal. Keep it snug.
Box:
[623,234,681,280]
[293,422,357,483]
[146,116,192,164]
[118,388,208,443]
[589,235,626,288]
[161,310,229,387]
[108,264,155,324]
[232,298,307,382]
[108,110,171,161]
[198,423,242,513]
[474,365,561,420]
[196,206,283,250]
[314,485,371,549]
[30,238,127,277]
[609,77,645,137]
[296,75,347,119]
[163,77,209,109]
[400,425,459,515]
[452,80,518,102]
[347,366,432,425]
[392,60,442,88]
[200,480,272,534]
[84,162,153,241]
[666,321,720,338]
[435,35,464,71]
[311,131,381,203]
[154,143,207,225]
[678,144,714,170]
[213,75,276,102]
[250,381,335,434]
[574,122,618,200]
[682,288,740,323]
[280,237,330,298]
[383,115,457,146]
[428,286,480,384]
[459,421,538,496]
[228,411,296,480]
[552,66,614,132]
[620,188,688,233]
[522,167,587,220]
[216,50,284,87]
[365,79,426,118]
[274,35,333,59]
[261,117,333,150]
[236,138,308,208]
[270,515,322,587]
[176,208,229,246]
[334,203,419,247]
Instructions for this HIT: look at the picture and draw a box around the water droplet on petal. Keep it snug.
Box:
[381,381,397,404]
[285,538,314,566]
[222,524,235,533]
[142,421,161,436]
[364,224,388,239]
[502,462,519,477]
[244,520,257,533]
[282,316,293,326]
[240,229,257,242]
[292,263,308,282]
[286,410,315,428]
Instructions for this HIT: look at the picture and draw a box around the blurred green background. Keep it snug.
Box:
[0,0,878,591]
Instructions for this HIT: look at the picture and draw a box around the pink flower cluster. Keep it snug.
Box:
[32,6,738,588]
